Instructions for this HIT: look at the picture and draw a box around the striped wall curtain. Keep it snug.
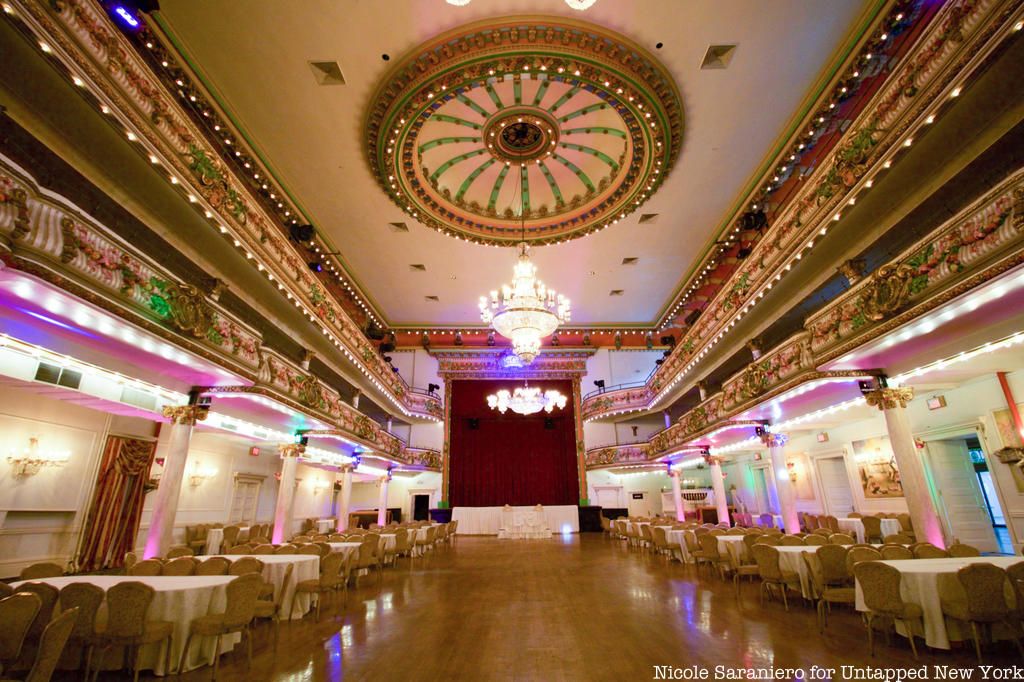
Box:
[77,435,156,571]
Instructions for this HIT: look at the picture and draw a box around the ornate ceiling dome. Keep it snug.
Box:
[365,17,683,246]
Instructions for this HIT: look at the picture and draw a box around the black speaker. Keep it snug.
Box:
[289,224,315,243]
[468,418,480,430]
[365,323,386,340]
[736,247,753,260]
[660,335,676,347]
[684,309,702,327]
[379,343,395,354]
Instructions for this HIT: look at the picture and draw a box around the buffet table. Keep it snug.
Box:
[452,505,579,535]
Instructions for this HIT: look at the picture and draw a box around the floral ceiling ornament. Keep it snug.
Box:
[365,17,682,245]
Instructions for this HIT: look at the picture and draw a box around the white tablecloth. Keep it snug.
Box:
[451,505,579,535]
[316,519,335,534]
[854,557,1021,649]
[328,542,362,560]
[716,535,747,563]
[666,530,691,562]
[775,546,822,598]
[198,554,319,621]
[837,517,903,543]
[203,526,251,555]
[13,575,236,676]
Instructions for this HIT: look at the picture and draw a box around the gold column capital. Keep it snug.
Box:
[864,386,915,411]
[278,443,305,458]
[161,404,209,425]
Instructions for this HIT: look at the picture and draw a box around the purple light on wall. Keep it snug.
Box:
[113,6,140,28]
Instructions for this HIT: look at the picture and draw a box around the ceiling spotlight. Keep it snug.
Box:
[565,0,597,9]
[445,0,471,5]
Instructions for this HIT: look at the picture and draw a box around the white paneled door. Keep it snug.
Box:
[815,456,855,516]
[230,478,261,525]
[924,438,999,552]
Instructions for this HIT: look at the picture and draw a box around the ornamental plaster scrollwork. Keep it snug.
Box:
[161,404,209,426]
[857,264,917,322]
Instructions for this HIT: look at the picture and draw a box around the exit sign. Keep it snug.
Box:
[249,447,261,457]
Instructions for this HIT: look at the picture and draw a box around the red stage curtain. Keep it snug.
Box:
[77,435,156,571]
[448,379,579,507]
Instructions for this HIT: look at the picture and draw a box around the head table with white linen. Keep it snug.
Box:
[197,554,319,621]
[12,574,237,676]
[451,505,579,535]
[836,517,903,543]
[854,556,1021,649]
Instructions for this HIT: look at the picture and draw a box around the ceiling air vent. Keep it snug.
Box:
[424,295,440,302]
[621,257,638,265]
[120,386,157,412]
[638,213,659,225]
[701,44,737,70]
[34,362,82,390]
[409,264,426,272]
[309,60,346,85]
[609,289,624,297]
[388,222,410,233]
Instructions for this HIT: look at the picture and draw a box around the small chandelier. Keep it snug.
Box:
[487,382,567,415]
[7,437,70,477]
[480,242,571,364]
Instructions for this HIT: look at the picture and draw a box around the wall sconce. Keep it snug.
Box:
[786,461,799,482]
[188,461,218,487]
[7,437,70,477]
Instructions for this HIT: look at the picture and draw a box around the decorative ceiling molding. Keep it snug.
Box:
[365,16,683,246]
[433,348,593,380]
[580,0,1023,420]
[2,0,439,418]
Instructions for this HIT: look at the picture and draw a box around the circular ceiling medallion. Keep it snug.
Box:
[365,17,683,246]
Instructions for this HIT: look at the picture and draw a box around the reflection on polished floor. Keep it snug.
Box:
[74,535,1020,682]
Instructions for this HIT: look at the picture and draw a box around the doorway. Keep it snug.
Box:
[751,466,772,514]
[815,455,855,516]
[412,494,430,521]
[627,491,649,517]
[923,434,1002,552]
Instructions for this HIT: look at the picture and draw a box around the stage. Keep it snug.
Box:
[451,505,580,535]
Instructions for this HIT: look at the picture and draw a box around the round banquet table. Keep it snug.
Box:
[316,519,335,534]
[328,541,363,560]
[197,554,319,620]
[854,556,1022,649]
[11,575,237,676]
[836,517,903,543]
[203,526,250,555]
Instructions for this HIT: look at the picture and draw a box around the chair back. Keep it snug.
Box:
[226,544,253,555]
[319,551,346,588]
[314,542,332,557]
[812,528,832,537]
[860,516,882,540]
[845,546,882,574]
[166,546,194,559]
[697,533,720,560]
[815,544,850,584]
[750,544,783,581]
[274,544,299,554]
[58,583,104,638]
[855,561,906,617]
[948,543,981,558]
[228,557,265,576]
[222,574,265,629]
[196,557,231,576]
[329,534,346,542]
[222,525,241,548]
[0,591,42,660]
[15,583,58,641]
[896,513,913,534]
[19,563,64,580]
[829,533,855,545]
[805,514,819,530]
[848,512,862,518]
[780,535,804,546]
[22,606,77,682]
[104,581,155,638]
[883,533,913,544]
[358,537,378,566]
[954,563,1014,620]
[251,544,275,555]
[823,515,839,532]
[161,557,198,576]
[128,559,163,576]
[880,545,913,560]
[298,544,322,556]
[803,534,827,546]
[754,534,781,546]
[683,531,699,553]
[912,543,949,559]
[123,552,138,571]
[394,528,411,550]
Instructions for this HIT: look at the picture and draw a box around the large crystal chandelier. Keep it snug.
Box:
[479,242,570,364]
[487,382,568,415]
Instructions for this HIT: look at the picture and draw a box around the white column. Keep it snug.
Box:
[708,457,731,527]
[272,443,303,544]
[352,390,361,409]
[669,469,685,521]
[866,387,946,547]
[377,473,391,526]
[764,433,800,534]
[144,404,207,559]
[663,410,672,429]
[336,465,353,532]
